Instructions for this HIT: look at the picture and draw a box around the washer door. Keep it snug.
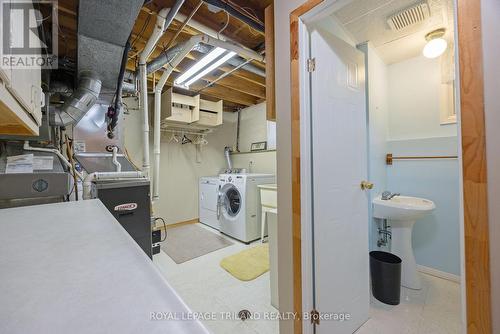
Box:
[220,183,241,217]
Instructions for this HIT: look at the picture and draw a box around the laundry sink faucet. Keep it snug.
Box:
[381,191,400,200]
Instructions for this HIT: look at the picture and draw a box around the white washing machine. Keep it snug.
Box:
[199,176,220,230]
[218,173,275,243]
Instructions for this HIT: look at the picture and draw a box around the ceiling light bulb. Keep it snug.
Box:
[175,47,226,86]
[423,28,447,59]
[423,38,447,58]
[184,51,237,88]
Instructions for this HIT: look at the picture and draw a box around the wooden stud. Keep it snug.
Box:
[457,0,492,332]
[265,4,276,121]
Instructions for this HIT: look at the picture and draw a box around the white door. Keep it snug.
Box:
[309,25,369,333]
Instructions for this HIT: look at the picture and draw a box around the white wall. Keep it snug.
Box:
[122,98,276,225]
[231,102,277,174]
[122,97,236,224]
[481,0,500,331]
[387,55,457,140]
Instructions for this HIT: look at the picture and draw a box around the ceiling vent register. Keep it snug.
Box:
[387,1,431,31]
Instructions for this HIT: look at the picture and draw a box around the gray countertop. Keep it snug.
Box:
[0,199,209,334]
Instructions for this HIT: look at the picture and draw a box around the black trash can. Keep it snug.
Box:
[369,251,402,305]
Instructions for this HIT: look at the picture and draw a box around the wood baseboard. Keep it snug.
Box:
[153,218,199,231]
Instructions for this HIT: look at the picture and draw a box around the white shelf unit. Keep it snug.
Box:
[0,1,42,136]
[197,99,223,127]
[161,87,200,124]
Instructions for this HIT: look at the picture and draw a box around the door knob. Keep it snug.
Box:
[360,180,374,190]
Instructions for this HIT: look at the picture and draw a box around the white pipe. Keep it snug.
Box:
[175,12,223,40]
[152,35,204,201]
[139,63,150,177]
[23,141,84,180]
[112,147,121,172]
[205,36,265,63]
[139,8,171,177]
[83,171,144,200]
[148,11,264,201]
[174,12,265,63]
[152,78,163,201]
[140,8,171,64]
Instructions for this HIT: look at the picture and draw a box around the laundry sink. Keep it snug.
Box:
[373,195,435,221]
[372,195,435,290]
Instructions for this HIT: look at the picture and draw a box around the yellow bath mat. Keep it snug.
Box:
[220,244,269,281]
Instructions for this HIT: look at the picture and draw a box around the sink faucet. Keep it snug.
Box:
[381,191,400,200]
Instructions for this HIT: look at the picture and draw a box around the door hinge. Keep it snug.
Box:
[307,58,316,72]
[310,309,320,326]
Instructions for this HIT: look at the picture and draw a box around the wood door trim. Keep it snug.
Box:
[457,0,492,332]
[290,1,324,334]
[290,0,492,333]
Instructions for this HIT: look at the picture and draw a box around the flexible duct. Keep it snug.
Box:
[149,34,264,200]
[224,147,232,170]
[146,35,264,74]
[146,11,265,76]
[49,71,102,127]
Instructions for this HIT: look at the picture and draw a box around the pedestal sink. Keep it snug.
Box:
[373,195,436,290]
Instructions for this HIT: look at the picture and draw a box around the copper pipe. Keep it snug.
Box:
[386,153,458,165]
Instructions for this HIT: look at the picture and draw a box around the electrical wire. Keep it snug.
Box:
[129,12,152,59]
[154,217,168,242]
[226,0,263,25]
[163,0,203,50]
[217,10,230,39]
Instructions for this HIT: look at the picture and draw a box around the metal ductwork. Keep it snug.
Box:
[49,71,102,126]
[146,41,265,77]
[77,0,143,92]
[224,147,233,170]
[146,36,265,76]
[50,0,143,128]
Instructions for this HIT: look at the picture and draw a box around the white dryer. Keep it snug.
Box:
[218,173,275,243]
[199,176,220,230]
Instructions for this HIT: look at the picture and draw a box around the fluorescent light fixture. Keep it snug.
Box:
[175,47,226,86]
[423,28,447,59]
[184,51,237,88]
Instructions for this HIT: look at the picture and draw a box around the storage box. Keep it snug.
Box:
[161,87,200,124]
[197,99,223,127]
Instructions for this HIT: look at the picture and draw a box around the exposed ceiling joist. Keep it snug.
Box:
[54,0,270,111]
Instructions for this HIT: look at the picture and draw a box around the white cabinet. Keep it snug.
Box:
[162,87,200,124]
[197,99,223,127]
[158,89,224,129]
[0,0,42,136]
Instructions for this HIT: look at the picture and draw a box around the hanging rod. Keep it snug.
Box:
[160,128,213,136]
[386,153,458,165]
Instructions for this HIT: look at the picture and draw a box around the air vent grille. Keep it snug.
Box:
[387,1,430,31]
